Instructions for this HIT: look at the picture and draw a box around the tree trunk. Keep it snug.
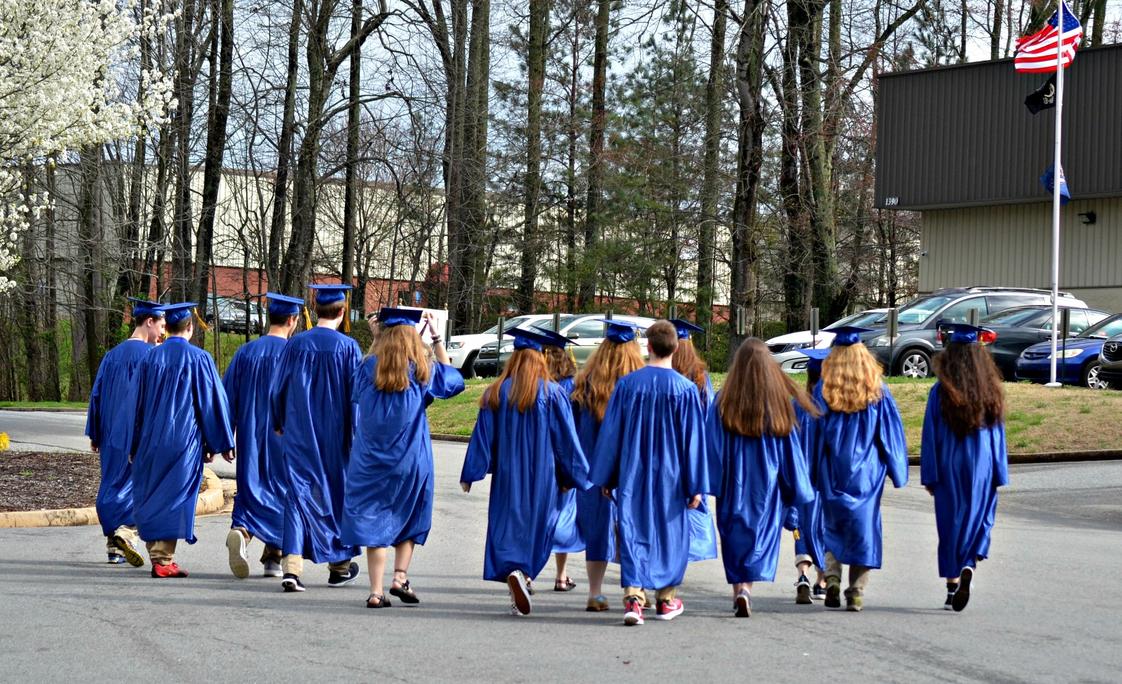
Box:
[77,146,104,396]
[170,0,198,302]
[267,0,304,286]
[778,2,809,331]
[578,0,611,311]
[516,0,549,314]
[342,0,363,289]
[990,0,1004,59]
[697,0,726,339]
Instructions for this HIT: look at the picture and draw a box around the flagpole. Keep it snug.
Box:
[1046,2,1065,388]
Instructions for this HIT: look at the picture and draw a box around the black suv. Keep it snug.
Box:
[861,287,1089,378]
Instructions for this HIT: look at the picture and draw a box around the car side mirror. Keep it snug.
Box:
[567,333,580,340]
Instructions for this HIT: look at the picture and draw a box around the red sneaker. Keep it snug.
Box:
[655,597,684,621]
[623,596,644,626]
[151,562,189,578]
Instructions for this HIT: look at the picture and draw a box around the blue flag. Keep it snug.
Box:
[1040,164,1070,204]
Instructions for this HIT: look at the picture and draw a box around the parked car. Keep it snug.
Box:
[962,305,1109,379]
[1096,329,1122,389]
[204,295,265,334]
[769,308,889,374]
[860,287,1088,378]
[473,314,657,377]
[1017,313,1122,388]
[446,314,556,379]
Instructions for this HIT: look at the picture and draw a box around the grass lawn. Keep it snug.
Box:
[425,375,1122,455]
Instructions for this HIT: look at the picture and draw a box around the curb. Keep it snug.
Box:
[906,450,1122,466]
[0,408,87,413]
[0,467,227,529]
[432,434,471,444]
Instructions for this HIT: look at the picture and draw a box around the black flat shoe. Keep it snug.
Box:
[390,580,420,604]
[366,593,392,608]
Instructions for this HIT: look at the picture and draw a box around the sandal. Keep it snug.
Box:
[390,576,420,605]
[586,595,610,612]
[554,577,577,592]
[365,593,392,609]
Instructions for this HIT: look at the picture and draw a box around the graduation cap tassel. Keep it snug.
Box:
[193,307,210,332]
[342,290,351,333]
[303,306,313,330]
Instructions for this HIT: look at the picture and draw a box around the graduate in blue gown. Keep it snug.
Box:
[461,327,589,616]
[570,321,646,612]
[270,283,363,592]
[341,308,465,609]
[669,319,719,564]
[921,323,1009,612]
[783,347,829,603]
[811,327,908,612]
[86,298,165,566]
[590,320,708,626]
[222,293,302,580]
[130,303,234,577]
[708,338,818,617]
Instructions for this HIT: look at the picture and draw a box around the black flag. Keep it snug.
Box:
[1025,75,1057,114]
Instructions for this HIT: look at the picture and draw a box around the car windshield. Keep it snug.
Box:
[1080,314,1122,339]
[480,316,532,335]
[983,307,1047,326]
[896,294,959,325]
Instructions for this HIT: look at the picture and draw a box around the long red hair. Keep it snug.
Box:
[572,339,645,421]
[482,348,551,413]
[672,338,709,401]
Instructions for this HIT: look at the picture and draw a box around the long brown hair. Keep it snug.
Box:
[544,345,576,382]
[572,339,645,421]
[482,348,551,413]
[821,343,884,413]
[718,338,820,437]
[933,342,1005,437]
[371,324,431,392]
[672,338,709,401]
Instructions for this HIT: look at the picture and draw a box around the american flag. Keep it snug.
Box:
[1014,1,1083,73]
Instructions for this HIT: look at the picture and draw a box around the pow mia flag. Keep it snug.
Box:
[1025,75,1057,114]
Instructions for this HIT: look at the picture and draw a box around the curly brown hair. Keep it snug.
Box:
[672,338,709,402]
[821,343,884,413]
[717,338,820,437]
[933,342,1005,437]
[544,345,576,382]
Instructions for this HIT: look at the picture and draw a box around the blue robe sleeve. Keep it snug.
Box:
[194,353,235,455]
[426,362,466,404]
[679,387,707,497]
[269,345,293,434]
[704,399,725,499]
[548,384,590,491]
[876,384,909,489]
[462,403,496,483]
[920,385,941,487]
[86,360,106,445]
[589,387,626,490]
[222,349,242,418]
[778,429,815,507]
[810,382,828,492]
[130,359,151,458]
[992,420,1010,488]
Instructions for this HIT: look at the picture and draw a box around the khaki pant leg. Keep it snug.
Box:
[114,525,140,546]
[623,586,646,603]
[260,545,283,564]
[848,565,871,595]
[282,554,304,576]
[327,558,354,574]
[824,551,843,581]
[656,586,677,602]
[146,540,177,565]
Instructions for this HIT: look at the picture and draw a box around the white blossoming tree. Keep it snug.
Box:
[0,0,174,292]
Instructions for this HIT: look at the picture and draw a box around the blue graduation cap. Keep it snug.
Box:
[128,297,165,319]
[669,318,704,340]
[937,321,996,345]
[507,326,556,352]
[530,325,573,348]
[802,347,831,372]
[378,306,423,328]
[830,326,871,347]
[162,302,197,325]
[265,292,303,317]
[597,319,644,344]
[307,283,352,305]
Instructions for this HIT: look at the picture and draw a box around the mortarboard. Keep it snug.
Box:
[802,347,831,372]
[128,298,165,320]
[265,292,304,317]
[307,283,352,305]
[669,318,704,340]
[507,326,556,352]
[937,321,997,345]
[162,302,197,326]
[378,307,423,328]
[597,319,645,344]
[830,326,872,347]
[531,325,573,348]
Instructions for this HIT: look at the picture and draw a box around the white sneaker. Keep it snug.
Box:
[507,570,532,615]
[226,529,249,579]
[262,560,282,578]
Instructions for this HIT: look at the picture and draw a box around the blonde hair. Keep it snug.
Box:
[572,339,645,421]
[482,348,551,413]
[371,324,431,392]
[820,343,883,413]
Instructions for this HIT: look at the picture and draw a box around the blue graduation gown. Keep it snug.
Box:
[811,382,908,569]
[223,335,288,548]
[341,358,465,548]
[130,337,234,543]
[461,379,589,582]
[590,366,708,589]
[708,399,814,583]
[269,327,362,563]
[783,402,827,568]
[86,339,152,536]
[688,372,719,563]
[920,384,1008,578]
[550,377,584,554]
[573,405,616,562]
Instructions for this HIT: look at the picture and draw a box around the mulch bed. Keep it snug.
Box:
[0,451,101,512]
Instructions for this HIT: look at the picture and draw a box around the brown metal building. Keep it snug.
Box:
[875,43,1122,311]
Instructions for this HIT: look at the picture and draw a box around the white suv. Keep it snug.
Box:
[445,314,555,378]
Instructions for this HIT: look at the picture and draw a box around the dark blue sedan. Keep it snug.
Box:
[1016,313,1122,388]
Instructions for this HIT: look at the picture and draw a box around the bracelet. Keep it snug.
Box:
[430,336,442,344]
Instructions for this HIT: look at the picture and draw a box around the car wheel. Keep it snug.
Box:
[1084,361,1112,390]
[896,348,932,378]
[460,352,477,379]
